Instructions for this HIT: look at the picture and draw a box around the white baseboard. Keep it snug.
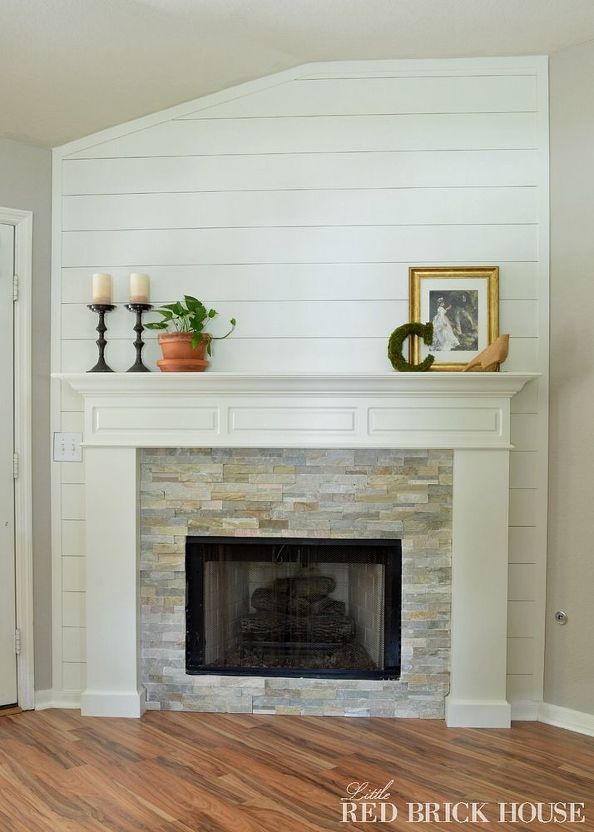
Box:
[445,698,511,728]
[538,702,594,737]
[511,700,539,721]
[80,687,146,718]
[35,689,81,710]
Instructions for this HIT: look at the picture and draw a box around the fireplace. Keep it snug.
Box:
[59,370,533,725]
[186,537,402,679]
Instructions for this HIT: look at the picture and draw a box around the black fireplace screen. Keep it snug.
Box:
[186,537,401,679]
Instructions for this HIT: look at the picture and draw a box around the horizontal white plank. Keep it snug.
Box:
[182,76,537,119]
[510,413,540,450]
[59,336,539,374]
[510,451,538,488]
[500,300,538,337]
[61,262,540,303]
[509,489,537,527]
[507,600,537,637]
[62,627,86,663]
[507,637,535,675]
[508,526,539,564]
[62,662,86,692]
[60,460,85,485]
[63,592,86,627]
[510,415,540,451]
[61,520,85,556]
[508,563,537,601]
[61,484,85,521]
[62,150,541,195]
[507,673,538,702]
[62,300,406,340]
[62,187,538,232]
[62,557,86,592]
[62,225,539,267]
[60,299,538,340]
[69,113,539,159]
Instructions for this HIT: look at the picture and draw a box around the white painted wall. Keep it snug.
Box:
[546,39,594,718]
[51,58,549,712]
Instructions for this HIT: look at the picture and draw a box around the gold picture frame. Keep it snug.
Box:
[409,266,499,372]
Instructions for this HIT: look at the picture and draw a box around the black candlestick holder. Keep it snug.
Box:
[87,304,116,372]
[125,303,153,372]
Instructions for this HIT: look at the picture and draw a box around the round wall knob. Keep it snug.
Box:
[554,610,568,625]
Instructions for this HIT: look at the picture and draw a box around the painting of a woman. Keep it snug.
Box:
[431,298,460,351]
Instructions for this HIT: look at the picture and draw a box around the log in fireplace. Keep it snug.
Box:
[186,537,402,679]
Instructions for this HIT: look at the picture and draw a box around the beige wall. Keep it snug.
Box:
[0,137,52,691]
[547,40,594,716]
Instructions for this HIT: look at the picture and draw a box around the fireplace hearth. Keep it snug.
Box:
[186,537,402,679]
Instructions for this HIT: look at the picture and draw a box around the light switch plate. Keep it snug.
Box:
[53,432,83,462]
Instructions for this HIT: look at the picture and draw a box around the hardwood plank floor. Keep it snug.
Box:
[0,710,592,831]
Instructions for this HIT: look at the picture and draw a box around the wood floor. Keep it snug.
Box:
[0,710,592,831]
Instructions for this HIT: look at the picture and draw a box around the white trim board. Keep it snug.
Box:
[538,702,594,738]
[53,56,548,160]
[0,206,34,710]
[34,689,81,711]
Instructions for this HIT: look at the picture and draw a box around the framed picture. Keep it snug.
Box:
[409,266,499,371]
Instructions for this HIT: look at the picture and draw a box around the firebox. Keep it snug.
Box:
[186,537,402,679]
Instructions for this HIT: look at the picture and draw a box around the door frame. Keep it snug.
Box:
[0,206,34,709]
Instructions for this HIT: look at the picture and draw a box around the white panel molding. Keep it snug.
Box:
[51,56,549,717]
[67,113,539,160]
[62,151,541,195]
[60,262,540,304]
[178,74,537,119]
[62,187,539,231]
[55,372,536,451]
[61,225,538,267]
[52,58,547,161]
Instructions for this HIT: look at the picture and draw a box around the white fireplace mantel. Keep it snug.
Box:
[56,371,537,728]
[57,371,536,450]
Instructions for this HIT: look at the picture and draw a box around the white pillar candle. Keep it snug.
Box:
[129,273,150,304]
[92,273,112,304]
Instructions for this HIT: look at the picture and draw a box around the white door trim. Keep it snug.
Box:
[0,206,34,710]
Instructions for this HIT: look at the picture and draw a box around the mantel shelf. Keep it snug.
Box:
[54,371,538,397]
[53,371,537,451]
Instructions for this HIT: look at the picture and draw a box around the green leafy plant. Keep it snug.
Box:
[145,295,236,356]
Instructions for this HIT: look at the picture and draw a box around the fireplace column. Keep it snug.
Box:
[80,447,145,718]
[447,449,512,728]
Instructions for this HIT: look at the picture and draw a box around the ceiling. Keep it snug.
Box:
[2,0,594,148]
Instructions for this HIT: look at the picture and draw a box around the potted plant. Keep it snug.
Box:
[145,296,236,372]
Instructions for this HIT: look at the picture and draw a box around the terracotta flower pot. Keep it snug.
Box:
[156,332,211,372]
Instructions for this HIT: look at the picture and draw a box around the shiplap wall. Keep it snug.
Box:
[51,58,549,713]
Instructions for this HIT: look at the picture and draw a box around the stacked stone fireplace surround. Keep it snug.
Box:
[140,447,452,717]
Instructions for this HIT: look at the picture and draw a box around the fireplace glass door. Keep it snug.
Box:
[186,537,401,679]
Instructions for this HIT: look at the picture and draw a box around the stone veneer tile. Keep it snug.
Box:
[140,448,452,718]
